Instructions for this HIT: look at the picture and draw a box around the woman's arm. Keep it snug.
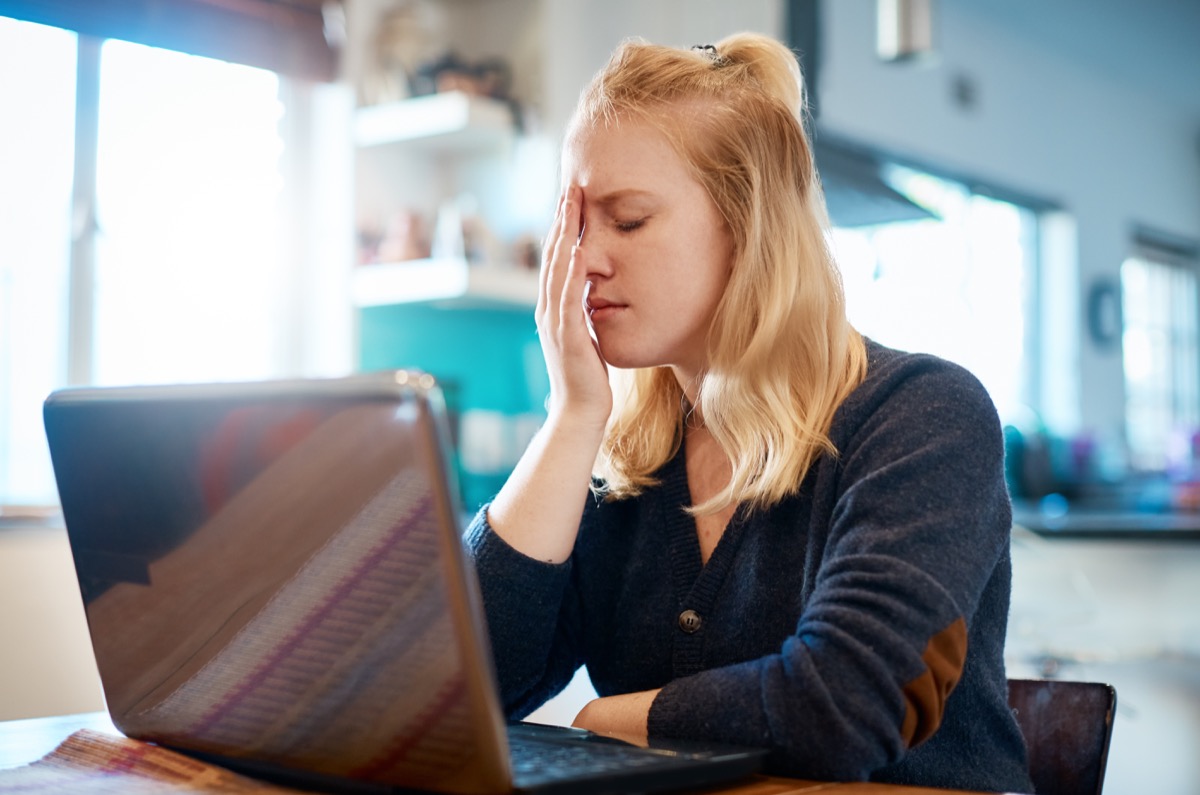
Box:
[642,358,1016,782]
[465,510,584,718]
[486,184,610,564]
[464,185,612,716]
[572,688,661,742]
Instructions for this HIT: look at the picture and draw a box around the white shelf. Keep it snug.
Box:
[352,259,539,307]
[354,91,515,151]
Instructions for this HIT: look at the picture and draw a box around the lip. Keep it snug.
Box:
[585,296,626,321]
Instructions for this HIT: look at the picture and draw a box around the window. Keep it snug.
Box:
[830,165,1039,424]
[93,39,287,386]
[0,18,76,507]
[1121,251,1200,473]
[0,18,326,512]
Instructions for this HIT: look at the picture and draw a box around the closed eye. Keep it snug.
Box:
[615,218,646,233]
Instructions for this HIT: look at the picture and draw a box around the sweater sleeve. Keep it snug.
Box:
[463,511,585,719]
[647,357,1013,781]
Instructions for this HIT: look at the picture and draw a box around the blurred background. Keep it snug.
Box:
[1,1,1199,792]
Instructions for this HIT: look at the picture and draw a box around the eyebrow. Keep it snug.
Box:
[589,188,656,207]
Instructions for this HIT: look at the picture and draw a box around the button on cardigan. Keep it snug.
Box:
[465,341,1034,793]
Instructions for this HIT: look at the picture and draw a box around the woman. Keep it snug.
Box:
[465,32,1033,793]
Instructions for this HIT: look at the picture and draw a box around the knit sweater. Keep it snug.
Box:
[465,341,1033,793]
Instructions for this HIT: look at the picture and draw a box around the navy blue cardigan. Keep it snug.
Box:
[466,342,1033,793]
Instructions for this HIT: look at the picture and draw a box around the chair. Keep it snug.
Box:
[1007,678,1117,795]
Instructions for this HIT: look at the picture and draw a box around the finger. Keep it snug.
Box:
[575,188,587,245]
[540,188,572,321]
[557,187,586,329]
[564,185,584,252]
[544,186,582,331]
[590,335,608,372]
[559,241,590,340]
[538,191,567,319]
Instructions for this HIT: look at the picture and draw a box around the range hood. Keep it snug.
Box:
[814,137,938,229]
[788,2,936,229]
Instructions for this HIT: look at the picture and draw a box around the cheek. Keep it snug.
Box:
[682,205,734,260]
[688,229,735,291]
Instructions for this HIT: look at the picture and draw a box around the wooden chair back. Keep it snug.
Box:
[1008,678,1117,795]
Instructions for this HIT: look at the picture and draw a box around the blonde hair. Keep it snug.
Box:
[572,32,868,515]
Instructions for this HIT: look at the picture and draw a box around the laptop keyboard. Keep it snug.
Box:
[510,735,680,777]
[507,723,696,785]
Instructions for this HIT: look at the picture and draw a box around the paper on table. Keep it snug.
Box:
[0,729,305,794]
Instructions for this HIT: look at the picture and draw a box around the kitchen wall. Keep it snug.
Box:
[816,0,1200,437]
[0,528,103,720]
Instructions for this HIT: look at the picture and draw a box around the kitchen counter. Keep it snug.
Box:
[1012,500,1200,539]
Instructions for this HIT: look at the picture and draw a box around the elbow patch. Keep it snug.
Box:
[898,616,967,748]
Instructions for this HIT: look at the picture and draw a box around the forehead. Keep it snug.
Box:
[562,117,692,192]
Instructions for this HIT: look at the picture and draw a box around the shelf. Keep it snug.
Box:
[354,91,515,152]
[352,259,539,307]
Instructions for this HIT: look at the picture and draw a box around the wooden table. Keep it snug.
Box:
[0,712,995,794]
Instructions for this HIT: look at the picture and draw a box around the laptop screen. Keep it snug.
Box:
[44,376,512,793]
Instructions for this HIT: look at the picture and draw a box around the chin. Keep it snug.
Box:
[597,334,693,372]
[596,342,654,371]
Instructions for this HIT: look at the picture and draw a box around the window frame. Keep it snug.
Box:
[0,0,338,82]
[1121,234,1200,474]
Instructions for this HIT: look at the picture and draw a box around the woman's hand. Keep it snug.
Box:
[537,185,612,431]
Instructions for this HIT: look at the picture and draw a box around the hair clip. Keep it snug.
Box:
[691,43,725,65]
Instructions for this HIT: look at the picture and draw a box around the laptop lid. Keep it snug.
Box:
[44,372,515,794]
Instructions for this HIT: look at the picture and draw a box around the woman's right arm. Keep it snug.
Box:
[485,184,610,564]
[464,185,610,716]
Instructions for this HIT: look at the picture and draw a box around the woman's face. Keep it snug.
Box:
[562,117,734,384]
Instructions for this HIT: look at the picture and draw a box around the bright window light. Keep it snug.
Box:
[1121,255,1200,472]
[830,166,1035,425]
[93,39,287,386]
[0,18,76,506]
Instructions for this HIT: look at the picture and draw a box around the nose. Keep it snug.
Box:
[580,215,615,280]
[583,245,614,283]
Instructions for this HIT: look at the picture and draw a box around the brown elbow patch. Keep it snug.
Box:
[899,617,967,748]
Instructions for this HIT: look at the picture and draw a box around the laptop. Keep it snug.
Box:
[43,371,766,794]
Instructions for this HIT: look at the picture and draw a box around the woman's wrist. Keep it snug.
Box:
[484,406,606,564]
[542,403,609,446]
[571,689,662,745]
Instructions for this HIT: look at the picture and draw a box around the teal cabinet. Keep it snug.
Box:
[359,301,548,513]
